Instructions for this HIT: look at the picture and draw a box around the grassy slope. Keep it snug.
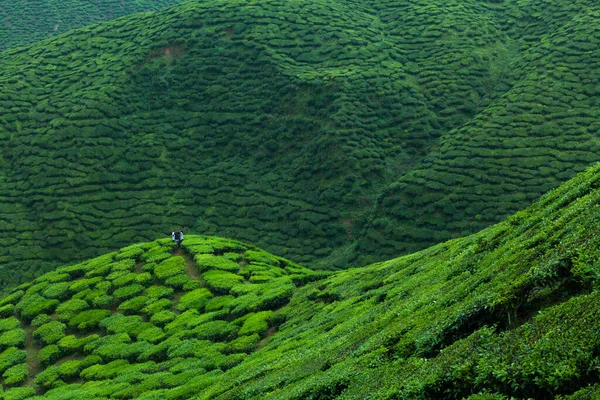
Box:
[0,0,185,51]
[0,0,600,289]
[1,164,600,398]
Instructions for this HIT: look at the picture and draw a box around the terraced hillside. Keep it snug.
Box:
[1,164,600,399]
[0,0,185,51]
[1,0,600,288]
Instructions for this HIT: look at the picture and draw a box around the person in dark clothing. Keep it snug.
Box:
[172,227,184,248]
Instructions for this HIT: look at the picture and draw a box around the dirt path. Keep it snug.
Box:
[173,248,203,283]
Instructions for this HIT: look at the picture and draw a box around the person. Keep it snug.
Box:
[172,227,184,248]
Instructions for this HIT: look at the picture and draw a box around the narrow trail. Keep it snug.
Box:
[173,248,204,284]
[22,321,42,388]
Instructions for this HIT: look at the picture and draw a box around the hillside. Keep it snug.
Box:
[0,0,185,51]
[0,163,600,399]
[1,0,600,288]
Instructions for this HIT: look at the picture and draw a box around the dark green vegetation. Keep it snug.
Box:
[3,163,600,398]
[1,0,600,288]
[0,0,185,51]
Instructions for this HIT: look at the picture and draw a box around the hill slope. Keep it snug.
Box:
[0,0,185,51]
[0,164,600,398]
[1,0,600,288]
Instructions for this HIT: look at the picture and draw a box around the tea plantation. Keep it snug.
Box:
[0,0,185,51]
[1,0,600,289]
[1,160,600,398]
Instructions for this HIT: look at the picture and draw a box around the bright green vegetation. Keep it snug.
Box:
[2,164,600,397]
[1,0,600,289]
[0,0,185,51]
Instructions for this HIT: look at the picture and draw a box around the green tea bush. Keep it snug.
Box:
[237,311,274,336]
[187,320,237,341]
[142,298,173,315]
[119,295,151,314]
[0,304,15,318]
[57,359,82,379]
[195,254,240,272]
[4,387,35,400]
[56,299,89,322]
[0,347,26,374]
[92,294,113,308]
[15,294,59,321]
[165,274,194,289]
[0,317,20,333]
[33,321,66,345]
[177,288,213,312]
[42,282,71,299]
[203,270,244,294]
[145,285,174,299]
[0,328,25,350]
[38,344,61,367]
[31,314,51,327]
[113,284,145,300]
[223,334,259,354]
[112,273,138,288]
[35,365,60,388]
[68,309,112,330]
[205,295,235,312]
[3,363,28,386]
[150,310,177,326]
[154,257,186,280]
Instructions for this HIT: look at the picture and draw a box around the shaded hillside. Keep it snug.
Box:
[361,0,600,264]
[0,0,600,288]
[0,0,185,51]
[1,164,600,398]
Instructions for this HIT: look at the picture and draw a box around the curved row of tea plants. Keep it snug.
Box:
[0,0,185,51]
[0,235,317,399]
[1,0,600,289]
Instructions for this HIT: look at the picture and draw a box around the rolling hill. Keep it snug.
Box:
[0,0,600,289]
[0,162,599,398]
[0,0,185,51]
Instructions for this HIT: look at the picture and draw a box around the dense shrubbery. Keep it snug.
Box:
[3,0,599,289]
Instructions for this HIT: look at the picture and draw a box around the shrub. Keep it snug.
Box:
[69,309,112,330]
[177,289,213,312]
[0,328,25,351]
[237,311,274,336]
[205,295,235,312]
[154,257,186,280]
[145,285,174,299]
[112,272,138,288]
[31,314,51,327]
[150,310,176,326]
[118,296,150,314]
[195,254,240,272]
[138,326,166,344]
[218,353,246,371]
[0,347,26,374]
[0,317,20,333]
[142,298,172,315]
[3,363,28,386]
[113,284,144,300]
[33,321,66,345]
[135,272,153,285]
[165,274,193,289]
[92,294,113,308]
[38,345,61,367]
[187,321,237,341]
[56,299,89,322]
[69,277,102,293]
[203,270,244,294]
[35,365,60,388]
[57,359,82,379]
[223,334,260,354]
[42,282,71,299]
[0,304,14,318]
[15,294,59,321]
[4,387,36,400]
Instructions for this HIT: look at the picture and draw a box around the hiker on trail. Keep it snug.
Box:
[172,228,184,248]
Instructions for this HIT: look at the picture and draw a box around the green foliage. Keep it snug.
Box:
[33,321,66,345]
[237,311,274,336]
[0,347,26,374]
[15,294,59,321]
[3,364,28,386]
[177,289,213,312]
[195,254,240,272]
[154,257,186,281]
[0,329,26,350]
[4,387,35,400]
[68,309,112,330]
[56,299,89,322]
[38,345,61,367]
[203,270,244,295]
